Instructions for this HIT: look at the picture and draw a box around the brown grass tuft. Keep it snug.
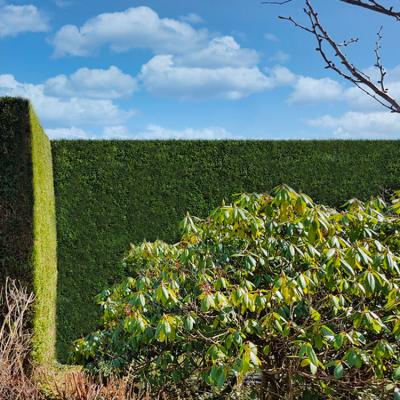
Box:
[0,278,165,400]
[0,278,44,400]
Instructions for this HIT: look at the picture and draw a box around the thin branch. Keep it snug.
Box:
[279,0,400,113]
[262,0,294,4]
[263,0,400,20]
[340,0,400,21]
[374,26,388,93]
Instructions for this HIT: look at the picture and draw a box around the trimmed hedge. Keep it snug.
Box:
[0,98,33,286]
[30,106,58,364]
[52,140,400,361]
[0,98,57,364]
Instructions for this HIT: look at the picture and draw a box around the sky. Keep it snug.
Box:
[0,0,399,140]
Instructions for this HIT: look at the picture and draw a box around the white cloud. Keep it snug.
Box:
[287,64,400,109]
[265,66,297,86]
[44,66,137,99]
[179,13,204,24]
[344,81,400,111]
[0,4,49,37]
[54,0,73,8]
[343,86,381,110]
[50,6,291,102]
[177,36,260,68]
[289,76,344,103]
[264,32,278,42]
[0,73,135,126]
[52,6,208,57]
[307,111,400,138]
[139,54,273,100]
[47,124,235,140]
[46,126,91,140]
[102,125,130,138]
[139,56,298,100]
[134,124,234,139]
[339,64,400,111]
[109,124,235,140]
[269,50,290,64]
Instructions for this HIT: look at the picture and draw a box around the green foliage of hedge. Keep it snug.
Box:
[52,140,400,361]
[0,98,33,286]
[30,106,58,364]
[0,98,57,364]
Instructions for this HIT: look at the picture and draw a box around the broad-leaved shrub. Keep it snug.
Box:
[72,185,400,399]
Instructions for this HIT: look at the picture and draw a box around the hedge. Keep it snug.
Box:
[0,98,57,365]
[52,140,400,361]
[0,98,33,286]
[30,105,58,364]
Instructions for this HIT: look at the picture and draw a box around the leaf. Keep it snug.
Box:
[164,320,171,336]
[341,259,355,276]
[310,308,321,322]
[209,365,218,385]
[298,274,307,289]
[138,293,146,307]
[216,366,226,389]
[233,331,243,347]
[184,315,195,331]
[393,367,400,381]
[321,325,335,342]
[310,362,318,375]
[201,294,215,312]
[367,272,376,292]
[301,358,310,367]
[326,248,335,260]
[306,344,318,366]
[334,363,344,380]
[334,333,344,350]
[358,248,372,265]
[247,255,257,268]
[161,286,170,302]
[347,351,362,369]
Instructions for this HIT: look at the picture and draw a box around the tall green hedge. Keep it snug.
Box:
[30,106,58,364]
[52,140,400,361]
[0,98,33,286]
[0,98,57,365]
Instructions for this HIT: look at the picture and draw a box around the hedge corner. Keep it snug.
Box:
[29,104,58,366]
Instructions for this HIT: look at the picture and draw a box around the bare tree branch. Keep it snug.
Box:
[277,0,400,113]
[262,0,294,4]
[374,26,388,93]
[264,0,400,20]
[340,0,400,21]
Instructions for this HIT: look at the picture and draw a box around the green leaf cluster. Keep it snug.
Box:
[72,185,400,399]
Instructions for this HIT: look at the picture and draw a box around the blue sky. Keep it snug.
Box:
[0,0,399,139]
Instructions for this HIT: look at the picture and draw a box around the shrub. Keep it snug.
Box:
[72,185,400,399]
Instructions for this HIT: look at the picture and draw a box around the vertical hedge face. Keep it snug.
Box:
[0,98,57,365]
[30,106,58,364]
[0,98,33,287]
[52,140,400,361]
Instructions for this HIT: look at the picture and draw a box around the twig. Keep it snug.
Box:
[278,0,400,113]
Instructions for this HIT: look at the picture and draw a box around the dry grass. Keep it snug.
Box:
[50,371,154,400]
[0,278,45,400]
[0,277,165,400]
